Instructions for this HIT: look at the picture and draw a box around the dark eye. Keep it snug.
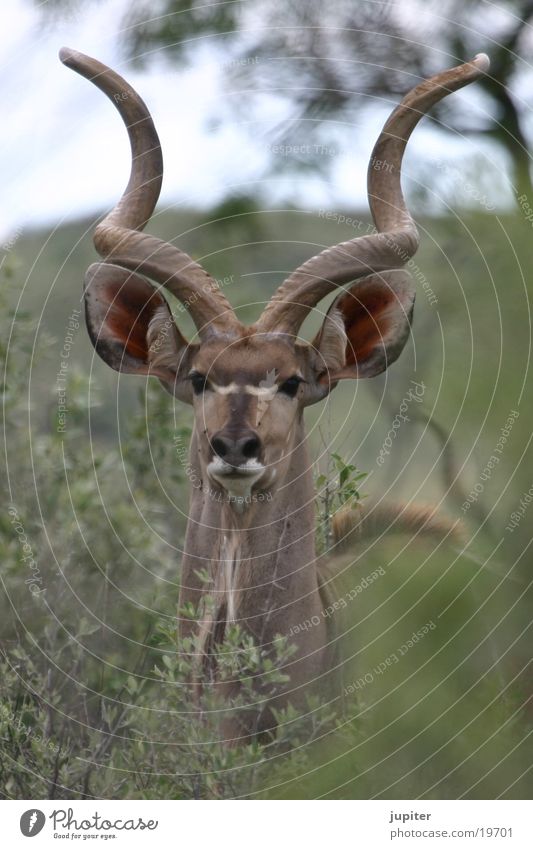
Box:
[189,372,209,395]
[278,376,303,398]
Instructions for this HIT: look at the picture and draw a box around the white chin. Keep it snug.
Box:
[207,458,266,503]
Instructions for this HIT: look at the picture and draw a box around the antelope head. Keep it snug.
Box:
[60,49,489,508]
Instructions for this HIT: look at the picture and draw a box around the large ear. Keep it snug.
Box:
[312,269,415,382]
[84,262,195,396]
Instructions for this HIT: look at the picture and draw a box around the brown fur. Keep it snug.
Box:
[331,500,463,554]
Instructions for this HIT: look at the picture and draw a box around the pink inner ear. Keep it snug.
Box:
[337,283,395,366]
[85,262,191,381]
[102,277,167,364]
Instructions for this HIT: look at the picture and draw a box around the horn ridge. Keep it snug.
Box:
[256,54,490,336]
[60,47,239,336]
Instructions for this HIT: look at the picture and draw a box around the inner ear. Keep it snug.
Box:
[314,269,415,381]
[84,262,188,381]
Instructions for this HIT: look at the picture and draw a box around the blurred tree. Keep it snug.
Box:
[129,0,533,197]
[42,0,533,196]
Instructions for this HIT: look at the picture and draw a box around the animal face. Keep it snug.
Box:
[187,336,312,499]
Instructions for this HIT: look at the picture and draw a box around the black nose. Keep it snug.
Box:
[211,432,262,466]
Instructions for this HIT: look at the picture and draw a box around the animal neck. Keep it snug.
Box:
[179,417,323,648]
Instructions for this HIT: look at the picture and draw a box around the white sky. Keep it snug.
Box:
[0,0,511,241]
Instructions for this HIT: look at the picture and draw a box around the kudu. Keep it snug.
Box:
[60,48,489,741]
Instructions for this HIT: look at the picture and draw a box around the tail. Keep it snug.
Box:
[331,499,462,554]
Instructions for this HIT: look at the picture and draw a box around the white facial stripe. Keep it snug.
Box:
[245,384,278,399]
[211,382,240,395]
[210,381,279,399]
[209,374,303,401]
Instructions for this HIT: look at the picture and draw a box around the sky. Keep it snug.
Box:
[0,0,509,242]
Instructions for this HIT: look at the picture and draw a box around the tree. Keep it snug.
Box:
[42,0,533,199]
[120,0,533,198]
